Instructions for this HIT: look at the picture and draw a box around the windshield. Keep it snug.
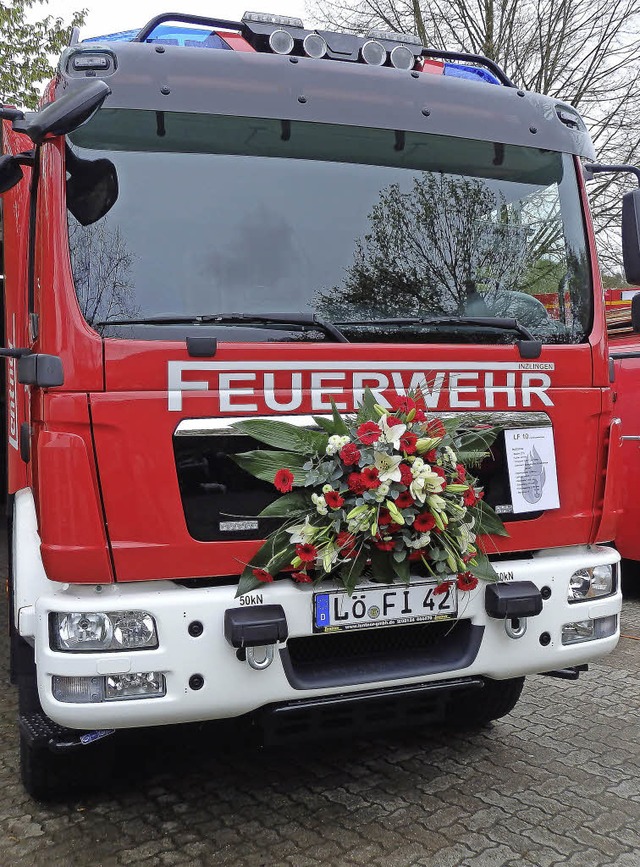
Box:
[66,109,592,344]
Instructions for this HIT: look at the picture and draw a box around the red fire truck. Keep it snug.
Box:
[1,12,633,799]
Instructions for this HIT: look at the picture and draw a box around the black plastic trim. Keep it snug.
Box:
[280,621,484,689]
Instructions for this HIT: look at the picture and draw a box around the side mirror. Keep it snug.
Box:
[631,293,640,333]
[0,154,24,193]
[622,189,640,285]
[66,149,118,225]
[12,79,111,144]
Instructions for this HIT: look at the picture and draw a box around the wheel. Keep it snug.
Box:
[445,676,525,729]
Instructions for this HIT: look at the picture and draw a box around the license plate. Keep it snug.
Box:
[313,581,458,633]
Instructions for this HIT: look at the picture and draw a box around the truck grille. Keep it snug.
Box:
[173,411,549,542]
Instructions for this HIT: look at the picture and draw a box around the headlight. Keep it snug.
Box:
[562,615,617,645]
[51,611,158,651]
[568,564,614,602]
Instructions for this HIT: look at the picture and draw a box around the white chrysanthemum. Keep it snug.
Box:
[311,492,328,515]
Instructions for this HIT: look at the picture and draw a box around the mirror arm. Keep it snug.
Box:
[583,163,640,187]
[0,107,25,122]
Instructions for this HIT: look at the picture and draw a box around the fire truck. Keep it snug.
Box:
[0,12,633,799]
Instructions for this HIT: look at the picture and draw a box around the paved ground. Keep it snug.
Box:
[1,542,639,866]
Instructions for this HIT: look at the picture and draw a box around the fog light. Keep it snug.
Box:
[562,615,617,645]
[52,611,158,652]
[52,672,166,702]
[361,40,386,66]
[390,45,416,70]
[269,28,295,55]
[105,672,165,700]
[52,675,105,703]
[303,33,327,59]
[568,564,614,602]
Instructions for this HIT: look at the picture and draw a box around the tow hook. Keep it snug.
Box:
[224,605,288,671]
[485,581,543,641]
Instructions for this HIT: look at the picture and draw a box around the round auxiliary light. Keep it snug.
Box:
[361,39,386,66]
[303,32,327,59]
[390,44,416,70]
[269,28,295,55]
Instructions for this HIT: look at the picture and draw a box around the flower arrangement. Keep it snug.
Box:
[231,390,508,597]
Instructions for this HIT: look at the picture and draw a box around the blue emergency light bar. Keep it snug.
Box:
[82,13,505,86]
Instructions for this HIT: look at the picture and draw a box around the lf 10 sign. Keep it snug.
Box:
[504,426,560,513]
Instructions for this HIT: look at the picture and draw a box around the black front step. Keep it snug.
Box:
[19,712,115,753]
[259,677,484,746]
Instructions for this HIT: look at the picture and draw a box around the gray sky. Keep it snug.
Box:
[45,0,310,40]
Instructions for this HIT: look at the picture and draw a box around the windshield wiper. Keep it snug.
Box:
[95,313,349,343]
[337,316,536,341]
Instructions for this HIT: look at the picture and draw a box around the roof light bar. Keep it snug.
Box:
[367,29,422,46]
[242,11,304,28]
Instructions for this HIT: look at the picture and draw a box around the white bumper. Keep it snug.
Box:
[27,544,621,730]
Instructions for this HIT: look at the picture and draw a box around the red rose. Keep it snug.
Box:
[374,538,395,551]
[463,486,478,507]
[274,468,294,493]
[388,395,416,413]
[252,568,273,583]
[433,580,453,596]
[413,512,436,533]
[361,466,380,489]
[399,431,418,454]
[325,490,345,509]
[292,571,313,584]
[386,416,403,427]
[348,472,366,495]
[456,463,467,482]
[409,550,424,561]
[395,491,414,508]
[399,463,413,486]
[336,531,357,557]
[339,442,361,466]
[425,450,438,463]
[413,409,426,422]
[296,543,318,564]
[432,466,446,480]
[457,571,479,592]
[357,421,381,445]
[426,419,446,438]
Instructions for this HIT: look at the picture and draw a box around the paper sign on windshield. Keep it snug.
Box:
[504,427,560,513]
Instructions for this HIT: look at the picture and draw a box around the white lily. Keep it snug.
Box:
[410,476,428,503]
[378,414,406,449]
[286,516,316,544]
[374,451,402,482]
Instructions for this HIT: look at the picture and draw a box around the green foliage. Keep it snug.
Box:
[232,450,308,485]
[0,0,86,109]
[472,500,510,537]
[231,419,328,454]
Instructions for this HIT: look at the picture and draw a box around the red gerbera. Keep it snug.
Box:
[357,421,381,445]
[399,463,413,486]
[374,538,395,551]
[361,466,380,489]
[457,571,479,592]
[463,486,478,507]
[413,512,436,533]
[395,491,414,508]
[296,543,318,564]
[336,531,357,558]
[252,568,273,583]
[339,442,361,466]
[433,580,453,596]
[292,571,313,584]
[324,490,345,509]
[426,419,446,438]
[273,468,294,493]
[378,509,393,526]
[399,431,418,454]
[409,550,424,561]
[388,395,416,413]
[347,472,366,495]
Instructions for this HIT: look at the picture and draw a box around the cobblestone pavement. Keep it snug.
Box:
[1,545,639,866]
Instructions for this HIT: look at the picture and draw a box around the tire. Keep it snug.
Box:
[445,676,525,729]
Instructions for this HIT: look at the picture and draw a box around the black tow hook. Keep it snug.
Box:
[540,665,589,680]
[224,605,288,670]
